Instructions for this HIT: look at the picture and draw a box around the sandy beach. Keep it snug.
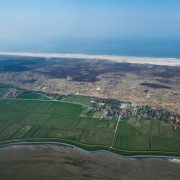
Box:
[0,144,180,180]
[0,52,180,66]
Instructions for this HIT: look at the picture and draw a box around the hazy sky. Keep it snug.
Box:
[0,0,180,43]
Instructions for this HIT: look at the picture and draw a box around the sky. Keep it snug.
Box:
[0,0,180,45]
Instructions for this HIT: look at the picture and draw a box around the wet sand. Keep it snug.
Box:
[0,144,180,180]
[0,52,180,66]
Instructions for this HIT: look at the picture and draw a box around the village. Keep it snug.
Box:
[83,97,180,129]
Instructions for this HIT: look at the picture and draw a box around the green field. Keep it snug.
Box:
[63,96,90,106]
[0,88,6,97]
[17,92,51,100]
[0,99,180,156]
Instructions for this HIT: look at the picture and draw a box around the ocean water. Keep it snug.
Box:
[1,38,180,58]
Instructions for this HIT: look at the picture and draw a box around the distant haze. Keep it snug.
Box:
[0,0,180,54]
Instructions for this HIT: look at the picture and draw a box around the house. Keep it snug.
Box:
[175,117,180,124]
[143,113,149,119]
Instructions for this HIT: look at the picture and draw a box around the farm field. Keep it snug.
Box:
[0,98,180,156]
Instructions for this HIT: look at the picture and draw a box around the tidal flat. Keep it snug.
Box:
[0,144,180,180]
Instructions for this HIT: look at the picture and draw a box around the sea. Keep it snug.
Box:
[1,37,180,58]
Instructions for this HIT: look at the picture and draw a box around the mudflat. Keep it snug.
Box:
[0,145,180,180]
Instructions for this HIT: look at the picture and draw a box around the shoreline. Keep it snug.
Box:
[1,141,180,161]
[0,52,180,66]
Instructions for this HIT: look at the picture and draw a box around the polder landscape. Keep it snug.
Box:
[0,84,180,156]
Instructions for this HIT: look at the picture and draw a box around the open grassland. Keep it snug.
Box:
[0,99,180,156]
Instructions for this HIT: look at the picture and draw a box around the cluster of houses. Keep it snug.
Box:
[87,98,180,129]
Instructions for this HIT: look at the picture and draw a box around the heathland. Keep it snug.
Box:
[0,54,180,113]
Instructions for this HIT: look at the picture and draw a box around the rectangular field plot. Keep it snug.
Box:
[0,111,26,123]
[0,100,27,111]
[48,128,82,141]
[139,118,150,133]
[23,125,40,138]
[133,130,150,150]
[175,128,180,139]
[12,124,33,139]
[148,120,160,136]
[97,119,117,130]
[0,124,23,140]
[151,136,180,152]
[17,101,49,112]
[47,102,82,116]
[46,115,81,128]
[32,125,52,138]
[63,96,90,106]
[0,99,52,113]
[127,117,136,126]
[0,99,12,108]
[79,129,113,146]
[19,113,51,125]
[78,118,99,129]
[17,92,51,100]
[92,111,104,119]
[0,88,6,97]
[0,123,10,133]
[18,101,54,113]
[32,101,54,113]
[159,122,175,138]
[113,122,134,150]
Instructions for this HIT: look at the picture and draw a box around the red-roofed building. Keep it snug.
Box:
[175,117,180,123]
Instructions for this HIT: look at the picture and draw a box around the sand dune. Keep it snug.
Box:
[0,52,180,66]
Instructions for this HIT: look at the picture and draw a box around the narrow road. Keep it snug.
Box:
[110,114,121,148]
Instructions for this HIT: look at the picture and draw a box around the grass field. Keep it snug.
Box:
[149,120,160,136]
[151,136,180,152]
[114,122,134,150]
[17,92,51,100]
[0,99,180,155]
[92,111,104,119]
[0,88,6,97]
